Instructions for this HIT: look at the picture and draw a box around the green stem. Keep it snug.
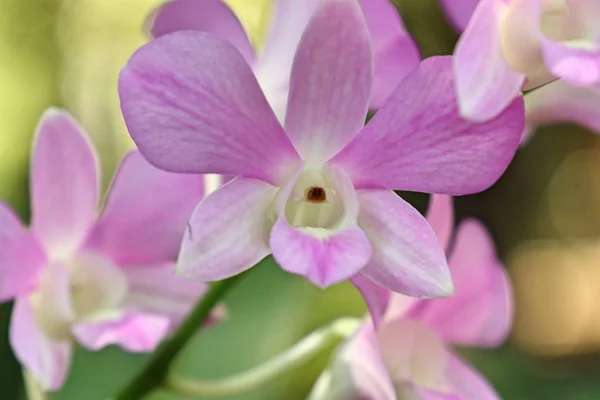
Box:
[112,276,242,400]
[23,370,46,400]
[166,317,360,397]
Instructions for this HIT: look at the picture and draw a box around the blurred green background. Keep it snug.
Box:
[3,0,600,399]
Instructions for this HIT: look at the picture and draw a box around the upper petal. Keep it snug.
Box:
[454,0,526,121]
[0,202,45,301]
[283,0,373,166]
[177,177,275,281]
[426,194,454,253]
[10,297,72,391]
[149,0,255,65]
[119,31,300,185]
[330,56,525,195]
[255,0,321,119]
[357,190,453,298]
[73,311,171,353]
[409,219,513,347]
[85,151,205,266]
[358,0,421,108]
[30,109,100,260]
[524,79,600,137]
[270,165,372,288]
[438,0,480,31]
[309,321,396,400]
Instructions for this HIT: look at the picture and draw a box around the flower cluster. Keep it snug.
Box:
[1,0,598,398]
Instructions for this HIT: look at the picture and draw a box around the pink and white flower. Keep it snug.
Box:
[309,195,513,400]
[148,0,421,117]
[0,109,212,390]
[119,0,524,296]
[452,0,600,121]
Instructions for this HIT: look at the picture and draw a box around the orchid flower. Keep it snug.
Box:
[452,0,600,122]
[148,0,421,118]
[309,195,513,400]
[119,0,524,296]
[0,109,213,391]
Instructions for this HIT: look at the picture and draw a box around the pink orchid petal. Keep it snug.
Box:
[177,178,274,281]
[351,274,390,328]
[85,151,204,266]
[284,0,373,166]
[270,165,372,288]
[454,0,526,121]
[124,263,208,322]
[256,0,320,118]
[540,38,600,85]
[10,297,72,391]
[525,79,600,136]
[73,311,171,352]
[410,220,512,347]
[0,202,45,301]
[119,31,300,185]
[309,321,396,400]
[444,354,501,400]
[377,319,451,395]
[358,0,421,108]
[30,109,99,260]
[149,0,255,65]
[426,194,454,253]
[357,190,453,298]
[438,0,479,31]
[331,57,525,195]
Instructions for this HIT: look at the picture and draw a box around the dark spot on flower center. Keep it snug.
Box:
[306,186,326,203]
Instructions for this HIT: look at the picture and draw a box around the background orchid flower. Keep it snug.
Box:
[119,0,524,296]
[309,195,513,400]
[0,109,211,391]
[453,0,600,122]
[148,0,421,117]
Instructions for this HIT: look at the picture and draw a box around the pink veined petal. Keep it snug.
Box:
[256,0,321,119]
[453,0,526,121]
[177,178,275,281]
[409,220,512,347]
[351,274,390,328]
[149,0,255,65]
[524,79,600,136]
[284,0,373,166]
[270,166,372,288]
[357,190,453,298]
[119,31,300,185]
[0,202,46,301]
[358,0,421,108]
[444,354,501,400]
[30,109,99,261]
[10,297,72,391]
[84,151,205,266]
[438,0,480,31]
[330,56,525,195]
[73,311,171,353]
[123,263,209,323]
[426,194,454,253]
[309,321,396,400]
[540,38,600,85]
